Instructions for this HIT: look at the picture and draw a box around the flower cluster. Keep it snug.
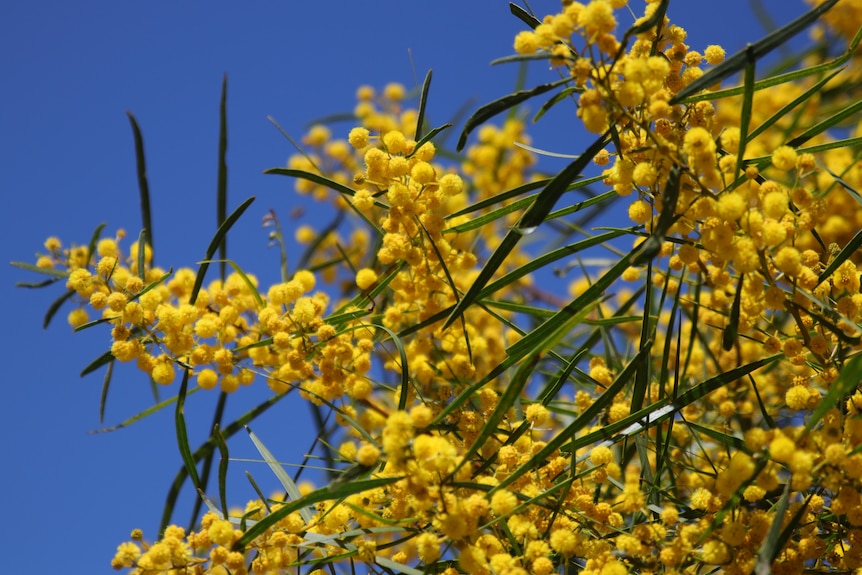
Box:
[17,1,862,574]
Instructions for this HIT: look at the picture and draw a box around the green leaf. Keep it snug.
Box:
[232,477,402,551]
[747,68,843,144]
[80,350,115,377]
[508,2,541,29]
[85,222,108,264]
[213,424,230,517]
[10,261,70,280]
[217,73,229,281]
[407,122,452,159]
[804,353,862,434]
[159,392,287,534]
[495,344,652,492]
[722,274,744,351]
[175,370,201,489]
[443,131,610,329]
[533,86,581,123]
[754,483,791,575]
[188,196,255,306]
[247,426,314,524]
[456,79,569,151]
[818,229,862,285]
[127,112,154,261]
[445,179,608,234]
[133,229,147,282]
[90,387,203,433]
[98,358,115,424]
[785,97,862,149]
[679,24,862,106]
[414,69,432,142]
[43,289,75,330]
[669,0,839,105]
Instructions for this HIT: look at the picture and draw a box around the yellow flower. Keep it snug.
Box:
[771,145,798,171]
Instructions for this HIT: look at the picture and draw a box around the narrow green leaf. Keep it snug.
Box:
[751,68,843,144]
[16,278,60,289]
[265,168,388,216]
[175,370,201,489]
[680,24,861,106]
[127,112,154,261]
[159,392,287,534]
[98,358,115,424]
[408,123,452,159]
[203,259,264,309]
[446,178,550,220]
[136,228,148,282]
[734,53,757,182]
[533,86,581,123]
[85,222,108,264]
[496,344,652,492]
[685,421,747,452]
[754,482,792,575]
[80,350,115,377]
[669,0,839,104]
[491,53,560,67]
[90,387,202,433]
[188,196,255,306]
[456,80,568,151]
[43,290,75,330]
[818,229,862,285]
[217,74,229,281]
[632,164,681,265]
[722,274,744,351]
[132,269,173,302]
[804,353,862,434]
[444,131,610,329]
[213,424,230,517]
[398,230,628,341]
[508,2,541,29]
[785,98,862,149]
[446,182,609,234]
[674,355,782,408]
[247,427,314,524]
[10,261,70,280]
[232,477,402,551]
[370,324,410,411]
[414,69,432,142]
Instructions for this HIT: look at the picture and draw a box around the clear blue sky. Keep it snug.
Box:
[2,1,810,572]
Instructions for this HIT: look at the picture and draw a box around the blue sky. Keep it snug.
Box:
[2,1,811,572]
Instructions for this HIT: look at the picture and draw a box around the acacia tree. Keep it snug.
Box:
[14,1,862,573]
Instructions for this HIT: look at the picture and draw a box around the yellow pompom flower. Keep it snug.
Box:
[769,433,796,463]
[704,44,726,64]
[68,307,89,328]
[356,443,380,466]
[773,246,802,276]
[491,490,518,516]
[590,445,613,466]
[356,268,378,290]
[152,356,176,386]
[348,127,370,149]
[771,145,798,171]
[786,385,809,410]
[578,0,617,37]
[197,369,219,390]
[683,126,716,160]
[439,173,464,196]
[513,30,539,54]
[415,532,441,563]
[383,130,407,155]
[410,161,436,185]
[383,82,405,101]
